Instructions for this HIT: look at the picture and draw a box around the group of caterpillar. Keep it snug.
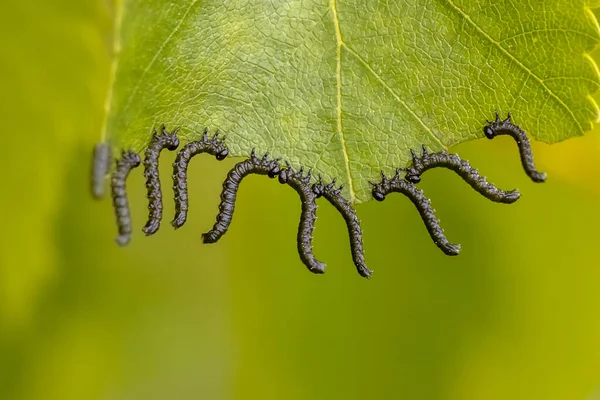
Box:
[92,113,545,277]
[371,112,545,256]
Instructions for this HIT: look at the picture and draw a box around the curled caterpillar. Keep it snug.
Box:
[202,149,281,244]
[404,145,521,204]
[312,178,372,278]
[172,128,229,229]
[91,142,112,199]
[371,170,460,256]
[111,150,141,246]
[100,112,540,273]
[142,126,180,236]
[279,163,326,274]
[483,112,547,183]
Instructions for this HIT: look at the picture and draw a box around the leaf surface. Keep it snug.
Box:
[105,0,600,202]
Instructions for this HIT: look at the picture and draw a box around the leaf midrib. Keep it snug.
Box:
[330,0,356,202]
[330,0,447,202]
[107,0,596,200]
[327,0,593,201]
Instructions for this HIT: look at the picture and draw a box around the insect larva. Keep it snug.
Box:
[404,145,521,203]
[142,126,180,236]
[91,142,112,199]
[202,149,281,244]
[483,112,547,183]
[312,178,372,278]
[172,128,228,229]
[371,170,460,256]
[279,163,326,274]
[111,150,141,246]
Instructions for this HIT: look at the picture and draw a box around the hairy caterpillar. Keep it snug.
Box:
[312,178,372,278]
[371,170,460,256]
[202,149,281,244]
[279,163,326,274]
[91,142,112,199]
[404,145,521,203]
[142,126,180,236]
[111,150,141,246]
[172,128,229,229]
[483,112,547,183]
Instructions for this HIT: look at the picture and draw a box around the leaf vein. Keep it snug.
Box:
[330,0,356,202]
[342,44,446,149]
[440,0,586,134]
[123,0,200,115]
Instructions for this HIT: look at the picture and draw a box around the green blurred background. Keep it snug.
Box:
[2,1,600,399]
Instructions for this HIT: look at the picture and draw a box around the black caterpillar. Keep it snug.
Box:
[371,170,461,256]
[91,142,112,199]
[142,126,180,236]
[172,128,228,229]
[111,150,141,246]
[312,178,372,278]
[483,112,547,183]
[98,113,544,277]
[404,145,521,203]
[279,163,326,274]
[202,149,281,244]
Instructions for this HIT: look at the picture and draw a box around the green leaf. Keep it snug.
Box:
[104,0,600,203]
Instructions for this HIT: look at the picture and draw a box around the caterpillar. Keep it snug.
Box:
[404,145,521,204]
[172,128,229,229]
[202,149,281,244]
[91,142,112,199]
[111,150,141,246]
[483,112,547,183]
[142,126,180,236]
[279,163,326,274]
[101,112,540,273]
[312,178,372,278]
[371,170,460,256]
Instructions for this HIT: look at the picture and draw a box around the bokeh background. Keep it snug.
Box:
[2,1,600,399]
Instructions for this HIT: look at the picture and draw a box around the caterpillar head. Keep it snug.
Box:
[166,136,180,150]
[369,178,386,201]
[483,125,496,139]
[121,150,141,167]
[210,131,229,160]
[404,173,421,184]
[483,111,512,139]
[161,126,180,150]
[215,147,229,161]
[371,188,385,201]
